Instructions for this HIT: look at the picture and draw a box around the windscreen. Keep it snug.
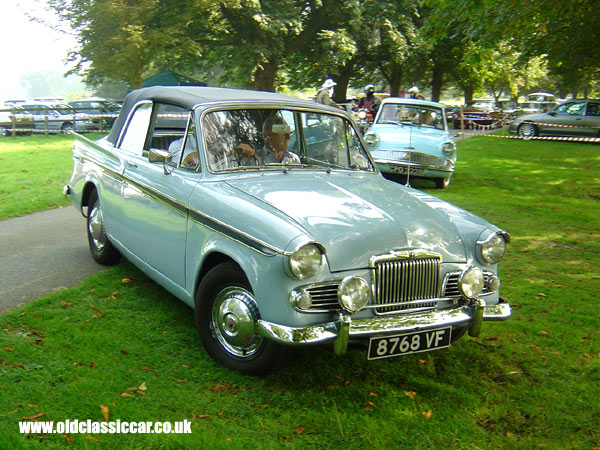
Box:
[199,108,374,172]
[376,103,446,130]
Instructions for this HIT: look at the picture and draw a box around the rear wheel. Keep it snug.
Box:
[61,122,74,134]
[0,127,8,137]
[195,262,288,376]
[87,190,121,265]
[518,123,538,139]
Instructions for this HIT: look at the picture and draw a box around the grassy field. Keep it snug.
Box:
[0,134,104,221]
[0,135,599,449]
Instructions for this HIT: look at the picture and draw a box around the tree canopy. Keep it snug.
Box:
[45,0,600,100]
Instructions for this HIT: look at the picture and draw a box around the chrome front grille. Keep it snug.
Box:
[371,151,454,171]
[370,252,441,314]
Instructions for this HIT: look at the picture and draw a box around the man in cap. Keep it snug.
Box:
[316,78,344,109]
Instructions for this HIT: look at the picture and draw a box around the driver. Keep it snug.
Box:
[250,115,300,165]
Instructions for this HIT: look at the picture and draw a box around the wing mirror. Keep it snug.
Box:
[148,148,173,174]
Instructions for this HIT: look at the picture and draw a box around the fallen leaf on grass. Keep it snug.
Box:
[91,306,104,318]
[107,291,119,300]
[140,366,157,373]
[62,434,75,443]
[364,401,376,409]
[208,383,241,394]
[120,393,134,398]
[120,350,129,355]
[421,410,433,419]
[21,412,48,421]
[404,391,416,400]
[294,427,305,435]
[60,301,73,307]
[3,347,13,352]
[100,404,109,421]
[121,278,134,284]
[85,435,100,442]
[538,331,549,336]
[190,413,211,419]
[369,392,378,397]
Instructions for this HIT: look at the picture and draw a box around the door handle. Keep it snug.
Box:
[125,160,138,169]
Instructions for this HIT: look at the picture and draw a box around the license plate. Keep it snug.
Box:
[388,164,424,175]
[367,327,452,360]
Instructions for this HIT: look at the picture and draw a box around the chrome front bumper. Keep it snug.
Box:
[257,298,511,355]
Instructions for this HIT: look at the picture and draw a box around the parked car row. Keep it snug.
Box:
[64,86,512,375]
[0,98,122,135]
[0,104,34,136]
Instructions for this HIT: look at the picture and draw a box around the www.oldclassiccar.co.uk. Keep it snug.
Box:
[19,419,192,435]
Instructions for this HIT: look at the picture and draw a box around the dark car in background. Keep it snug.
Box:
[508,99,600,138]
[68,98,122,130]
[452,100,505,129]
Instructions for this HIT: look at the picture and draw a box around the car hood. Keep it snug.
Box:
[516,112,549,122]
[370,125,447,150]
[224,172,481,272]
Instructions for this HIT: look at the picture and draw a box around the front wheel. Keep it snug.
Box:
[195,263,288,376]
[518,123,538,139]
[435,177,451,189]
[87,190,121,265]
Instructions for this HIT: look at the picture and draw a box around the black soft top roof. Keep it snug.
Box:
[107,86,330,145]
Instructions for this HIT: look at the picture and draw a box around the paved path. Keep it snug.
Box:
[0,206,106,313]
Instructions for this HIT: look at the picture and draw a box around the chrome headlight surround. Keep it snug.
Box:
[364,132,378,147]
[460,267,484,299]
[288,243,323,280]
[478,231,510,265]
[337,276,369,313]
[442,141,456,155]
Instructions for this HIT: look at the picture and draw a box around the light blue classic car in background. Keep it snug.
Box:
[364,98,456,189]
[65,87,511,376]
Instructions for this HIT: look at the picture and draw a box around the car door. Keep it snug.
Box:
[117,101,199,289]
[581,102,600,136]
[542,102,587,136]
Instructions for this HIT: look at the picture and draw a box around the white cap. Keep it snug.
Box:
[409,86,419,94]
[322,78,337,89]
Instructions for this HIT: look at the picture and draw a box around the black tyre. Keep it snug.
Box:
[87,190,121,265]
[0,127,8,137]
[518,122,538,139]
[61,122,74,134]
[195,262,288,376]
[435,177,451,189]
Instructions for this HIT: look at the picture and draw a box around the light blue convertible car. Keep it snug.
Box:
[364,98,456,189]
[65,87,511,375]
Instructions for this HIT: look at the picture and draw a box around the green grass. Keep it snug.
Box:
[0,134,104,220]
[1,136,599,449]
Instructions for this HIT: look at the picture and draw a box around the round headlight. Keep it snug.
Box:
[364,133,378,147]
[442,142,456,155]
[480,232,508,264]
[338,276,369,313]
[460,267,484,299]
[288,244,322,279]
[358,110,367,119]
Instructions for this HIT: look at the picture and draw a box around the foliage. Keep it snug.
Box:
[43,0,600,101]
[1,136,599,448]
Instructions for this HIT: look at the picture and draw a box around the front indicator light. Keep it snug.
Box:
[364,133,378,147]
[338,276,369,313]
[289,289,313,311]
[460,267,484,299]
[486,275,500,293]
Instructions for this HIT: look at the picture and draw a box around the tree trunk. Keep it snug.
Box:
[431,63,443,102]
[332,61,354,102]
[463,84,474,103]
[253,59,278,92]
[388,63,402,97]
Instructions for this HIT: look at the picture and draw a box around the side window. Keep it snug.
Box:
[586,103,600,116]
[565,103,585,115]
[119,102,153,154]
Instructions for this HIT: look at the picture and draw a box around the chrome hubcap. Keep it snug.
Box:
[88,203,105,251]
[211,287,262,358]
[519,123,535,139]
